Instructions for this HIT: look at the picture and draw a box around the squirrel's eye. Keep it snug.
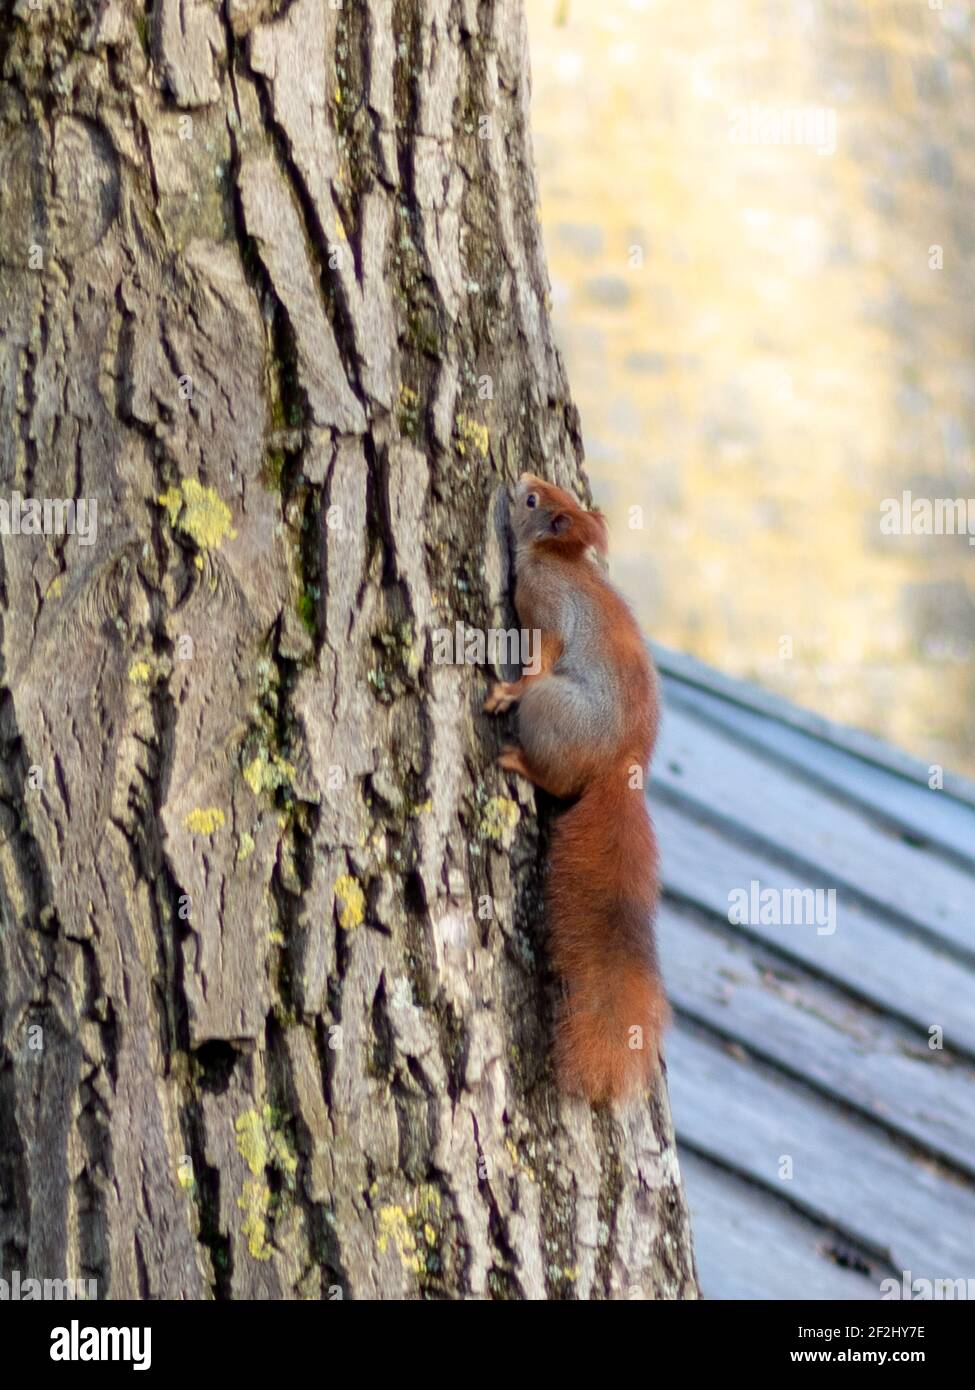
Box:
[526,493,538,509]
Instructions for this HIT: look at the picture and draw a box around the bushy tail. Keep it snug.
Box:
[547,766,670,1104]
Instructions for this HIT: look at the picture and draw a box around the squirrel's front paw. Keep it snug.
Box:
[483,681,518,714]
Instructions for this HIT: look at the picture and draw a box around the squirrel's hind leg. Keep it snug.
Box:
[496,745,578,798]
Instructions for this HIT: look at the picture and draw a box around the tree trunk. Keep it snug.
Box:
[0,0,698,1299]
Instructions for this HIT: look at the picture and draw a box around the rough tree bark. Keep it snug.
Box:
[0,0,699,1299]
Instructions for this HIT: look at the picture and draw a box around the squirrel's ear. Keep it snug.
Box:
[551,512,572,536]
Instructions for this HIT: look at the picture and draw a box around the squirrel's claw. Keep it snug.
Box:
[483,681,517,714]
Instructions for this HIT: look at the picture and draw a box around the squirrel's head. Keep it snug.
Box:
[510,472,609,560]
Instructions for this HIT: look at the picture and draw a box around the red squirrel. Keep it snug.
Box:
[484,472,669,1105]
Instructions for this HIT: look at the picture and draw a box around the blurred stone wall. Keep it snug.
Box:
[526,0,975,774]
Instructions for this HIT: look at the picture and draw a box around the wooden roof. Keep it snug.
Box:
[651,645,975,1300]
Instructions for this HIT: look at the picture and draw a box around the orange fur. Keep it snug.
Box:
[487,472,669,1105]
[547,764,670,1104]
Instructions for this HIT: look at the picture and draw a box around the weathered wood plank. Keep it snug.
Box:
[661,679,975,869]
[678,1150,884,1301]
[658,902,975,1175]
[653,706,975,960]
[654,799,975,1059]
[667,1025,975,1281]
[652,641,975,808]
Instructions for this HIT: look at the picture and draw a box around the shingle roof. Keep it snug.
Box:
[652,645,975,1301]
